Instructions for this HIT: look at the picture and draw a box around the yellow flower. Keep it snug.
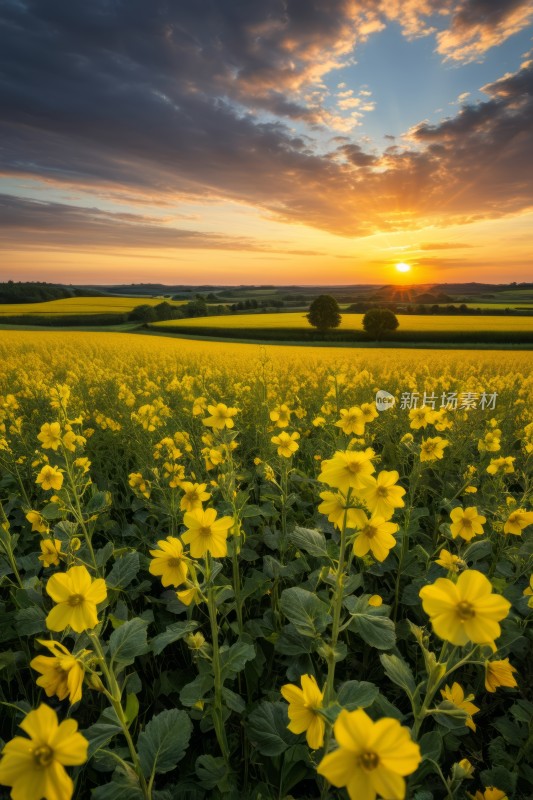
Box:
[478,432,501,453]
[435,549,465,573]
[271,430,300,457]
[186,632,206,650]
[440,682,479,731]
[457,758,475,778]
[473,788,508,800]
[335,407,365,436]
[45,566,107,633]
[62,430,85,453]
[450,507,486,542]
[318,491,359,530]
[420,436,449,462]
[360,402,378,423]
[485,659,518,692]
[280,674,325,750]
[358,470,406,520]
[351,510,399,562]
[177,586,201,606]
[368,595,382,607]
[179,482,211,512]
[37,422,62,450]
[202,403,238,430]
[401,433,414,444]
[419,570,510,647]
[192,396,207,416]
[270,404,292,428]
[36,465,64,492]
[26,510,49,534]
[182,507,234,559]
[318,449,375,494]
[149,536,188,587]
[317,708,421,800]
[73,457,91,474]
[486,456,515,475]
[409,406,434,430]
[503,509,533,535]
[30,640,85,705]
[39,539,65,568]
[0,703,88,800]
[312,416,327,427]
[128,472,151,499]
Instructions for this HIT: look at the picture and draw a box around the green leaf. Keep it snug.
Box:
[247,701,295,756]
[180,673,213,707]
[220,640,255,682]
[433,700,469,729]
[279,587,331,637]
[106,552,140,590]
[480,766,517,795]
[419,731,442,762]
[290,526,329,558]
[40,502,62,521]
[91,769,144,799]
[109,618,149,669]
[349,613,396,650]
[344,596,396,650]
[138,709,192,778]
[337,680,379,710]
[84,721,122,758]
[195,755,229,791]
[124,693,139,727]
[222,687,246,713]
[380,654,416,696]
[151,621,198,655]
[15,606,46,636]
[85,490,112,515]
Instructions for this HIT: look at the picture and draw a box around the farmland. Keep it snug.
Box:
[0,330,531,799]
[151,311,533,333]
[0,296,185,317]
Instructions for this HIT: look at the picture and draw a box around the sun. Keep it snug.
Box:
[395,262,411,273]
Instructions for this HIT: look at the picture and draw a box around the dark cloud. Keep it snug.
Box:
[0,0,532,243]
[0,194,323,254]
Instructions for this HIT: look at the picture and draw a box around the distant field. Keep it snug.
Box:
[338,303,533,311]
[151,311,533,333]
[0,296,184,317]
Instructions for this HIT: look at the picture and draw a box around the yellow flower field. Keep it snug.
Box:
[0,330,531,800]
[0,296,184,317]
[151,310,533,332]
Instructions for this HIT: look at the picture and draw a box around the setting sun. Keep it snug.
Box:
[395,262,411,273]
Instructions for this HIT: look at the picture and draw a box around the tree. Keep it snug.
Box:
[129,304,157,322]
[362,308,399,340]
[306,295,341,332]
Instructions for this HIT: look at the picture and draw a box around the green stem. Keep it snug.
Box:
[325,517,349,704]
[89,634,150,799]
[63,451,99,573]
[205,554,230,764]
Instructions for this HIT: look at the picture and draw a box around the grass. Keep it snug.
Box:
[151,311,533,333]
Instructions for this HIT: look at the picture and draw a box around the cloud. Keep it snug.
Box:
[436,0,533,63]
[379,0,533,63]
[0,0,532,245]
[0,194,324,254]
[418,242,476,249]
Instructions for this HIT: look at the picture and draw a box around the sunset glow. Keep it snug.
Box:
[1,3,532,284]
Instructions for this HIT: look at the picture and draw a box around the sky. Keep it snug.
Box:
[1,0,532,286]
